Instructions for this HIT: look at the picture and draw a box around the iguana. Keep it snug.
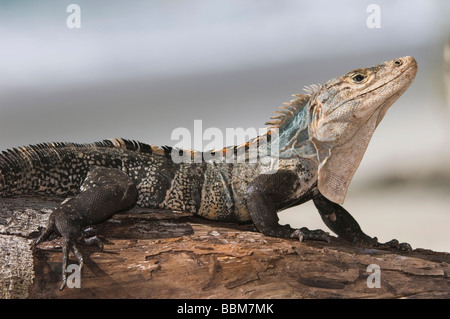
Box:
[0,56,417,289]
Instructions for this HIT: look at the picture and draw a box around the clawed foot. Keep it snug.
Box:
[376,239,412,251]
[289,227,412,252]
[35,227,105,290]
[49,236,104,291]
[291,227,331,243]
[353,235,412,251]
[60,241,84,291]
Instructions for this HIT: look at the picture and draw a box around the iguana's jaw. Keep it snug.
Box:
[355,56,418,128]
[373,57,417,126]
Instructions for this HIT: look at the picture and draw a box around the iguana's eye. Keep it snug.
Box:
[352,74,366,83]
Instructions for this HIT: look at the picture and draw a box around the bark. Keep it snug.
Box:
[1,196,449,299]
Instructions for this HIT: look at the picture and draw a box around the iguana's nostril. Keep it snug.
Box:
[394,60,402,66]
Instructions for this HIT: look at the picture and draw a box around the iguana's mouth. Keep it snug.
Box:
[373,59,417,125]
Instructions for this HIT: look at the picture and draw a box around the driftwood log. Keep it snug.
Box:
[1,196,449,299]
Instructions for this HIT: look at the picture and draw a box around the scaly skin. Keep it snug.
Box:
[0,56,418,288]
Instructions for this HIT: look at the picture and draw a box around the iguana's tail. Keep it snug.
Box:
[0,138,155,197]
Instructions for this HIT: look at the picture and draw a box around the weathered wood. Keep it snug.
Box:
[1,196,449,299]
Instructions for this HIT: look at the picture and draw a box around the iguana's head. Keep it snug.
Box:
[309,56,417,147]
[308,56,417,204]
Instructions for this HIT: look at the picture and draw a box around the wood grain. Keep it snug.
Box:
[1,196,449,299]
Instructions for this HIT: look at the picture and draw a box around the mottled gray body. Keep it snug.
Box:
[0,139,317,223]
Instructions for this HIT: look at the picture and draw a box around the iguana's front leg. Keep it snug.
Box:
[246,170,329,242]
[35,166,138,290]
[313,193,412,251]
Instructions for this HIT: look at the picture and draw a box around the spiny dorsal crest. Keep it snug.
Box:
[265,93,311,129]
[303,83,322,95]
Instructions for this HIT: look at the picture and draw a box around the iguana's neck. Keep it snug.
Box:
[265,93,317,161]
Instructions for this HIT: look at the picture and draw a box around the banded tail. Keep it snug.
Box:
[0,138,160,197]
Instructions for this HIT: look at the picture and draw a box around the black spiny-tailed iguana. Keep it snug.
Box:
[0,56,417,289]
